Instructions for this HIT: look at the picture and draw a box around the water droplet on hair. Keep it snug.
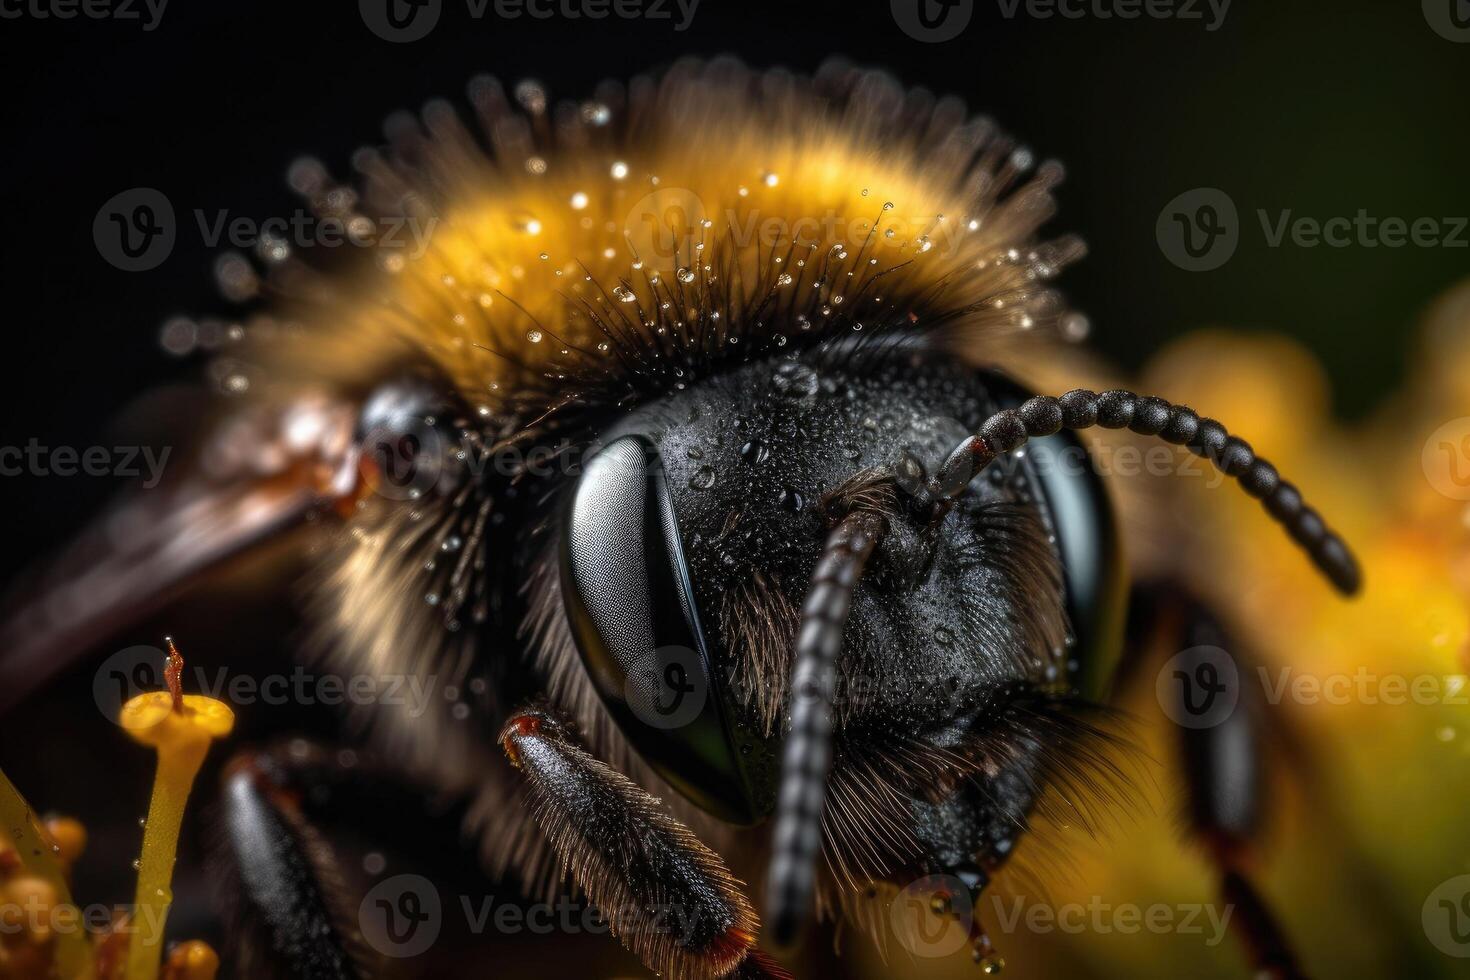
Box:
[677,268,696,284]
[613,285,637,303]
[526,330,543,343]
[1061,312,1091,342]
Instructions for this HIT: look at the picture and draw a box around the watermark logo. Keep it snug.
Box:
[1424,874,1470,957]
[624,645,707,730]
[1157,187,1238,272]
[360,874,443,957]
[360,0,442,41]
[1423,417,1470,500]
[92,646,167,724]
[889,874,974,958]
[1157,645,1239,728]
[94,188,175,272]
[891,0,974,41]
[358,415,448,502]
[1424,0,1470,42]
[622,187,707,274]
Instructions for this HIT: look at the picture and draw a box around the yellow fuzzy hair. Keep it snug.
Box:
[244,56,1085,426]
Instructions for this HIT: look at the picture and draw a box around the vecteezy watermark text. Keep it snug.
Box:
[994,0,1230,31]
[0,0,166,30]
[359,0,699,43]
[0,440,170,487]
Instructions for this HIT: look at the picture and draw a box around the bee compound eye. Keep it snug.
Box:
[559,435,763,824]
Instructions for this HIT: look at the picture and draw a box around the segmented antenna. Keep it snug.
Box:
[929,388,1360,594]
[765,509,887,948]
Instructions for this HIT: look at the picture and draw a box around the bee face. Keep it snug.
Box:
[560,343,1080,831]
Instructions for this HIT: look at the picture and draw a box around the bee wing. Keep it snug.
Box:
[0,394,361,715]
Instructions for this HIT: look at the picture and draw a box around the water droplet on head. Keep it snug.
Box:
[778,487,805,512]
[740,439,769,465]
[771,362,818,400]
[689,466,716,491]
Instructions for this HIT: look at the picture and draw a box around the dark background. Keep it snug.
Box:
[0,0,1465,967]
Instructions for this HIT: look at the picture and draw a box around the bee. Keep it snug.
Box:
[0,57,1361,978]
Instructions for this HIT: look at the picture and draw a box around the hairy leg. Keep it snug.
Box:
[500,706,789,979]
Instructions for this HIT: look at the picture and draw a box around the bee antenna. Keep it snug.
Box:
[927,388,1361,595]
[764,507,887,948]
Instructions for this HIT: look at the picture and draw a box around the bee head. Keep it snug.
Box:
[559,342,1124,871]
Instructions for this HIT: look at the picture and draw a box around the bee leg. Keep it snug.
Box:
[1122,586,1305,980]
[208,742,399,980]
[211,740,484,979]
[499,706,790,980]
